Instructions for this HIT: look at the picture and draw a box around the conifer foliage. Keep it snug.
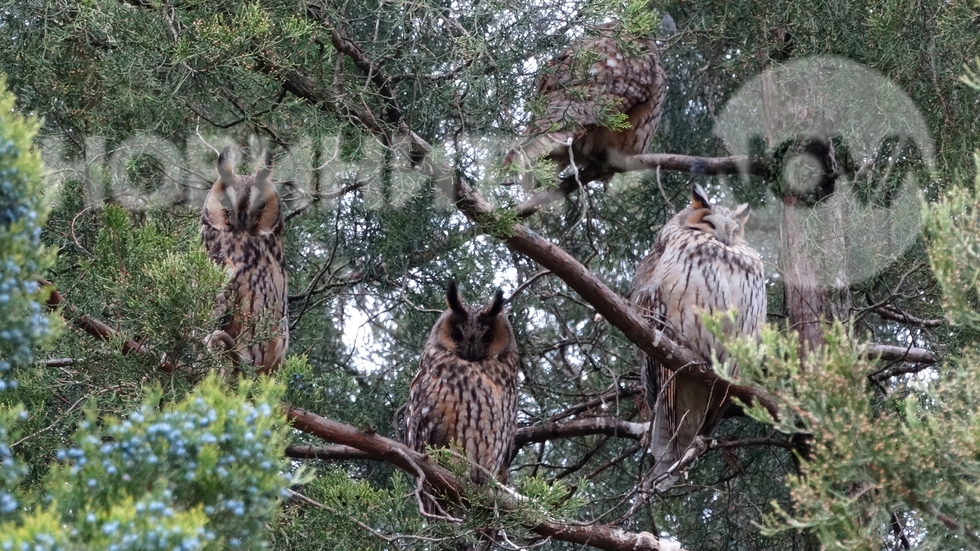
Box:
[0,1,979,550]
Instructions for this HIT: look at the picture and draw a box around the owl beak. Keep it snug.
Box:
[236,190,252,229]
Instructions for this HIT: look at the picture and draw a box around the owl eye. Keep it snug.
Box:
[451,328,464,341]
[481,330,494,344]
[704,220,716,230]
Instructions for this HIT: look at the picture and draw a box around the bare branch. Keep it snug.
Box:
[618,153,767,176]
[285,443,376,461]
[874,306,944,328]
[284,180,367,222]
[863,343,937,365]
[711,437,796,450]
[286,489,447,545]
[514,153,767,218]
[546,386,640,423]
[871,362,935,382]
[514,417,647,447]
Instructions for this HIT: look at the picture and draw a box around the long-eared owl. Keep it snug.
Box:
[201,147,288,375]
[506,22,667,184]
[630,184,766,490]
[405,282,520,510]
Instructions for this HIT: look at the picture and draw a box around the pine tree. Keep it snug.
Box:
[0,0,978,549]
[0,75,292,550]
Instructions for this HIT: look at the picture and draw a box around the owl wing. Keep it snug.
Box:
[201,208,238,339]
[406,347,456,454]
[531,31,662,135]
[630,237,669,413]
[244,228,289,374]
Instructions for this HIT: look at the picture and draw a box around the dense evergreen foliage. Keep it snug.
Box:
[0,0,978,549]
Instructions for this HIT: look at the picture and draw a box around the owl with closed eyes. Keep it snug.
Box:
[201,147,288,375]
[630,184,766,491]
[405,282,519,513]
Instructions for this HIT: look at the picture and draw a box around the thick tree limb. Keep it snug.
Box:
[287,415,649,461]
[286,406,685,551]
[619,153,768,176]
[780,196,834,353]
[285,443,376,461]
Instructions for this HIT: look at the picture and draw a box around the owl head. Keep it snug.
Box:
[431,282,516,362]
[204,147,281,235]
[683,184,750,247]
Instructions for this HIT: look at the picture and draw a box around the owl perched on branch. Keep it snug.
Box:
[405,282,519,513]
[630,185,766,491]
[507,22,667,186]
[201,147,288,375]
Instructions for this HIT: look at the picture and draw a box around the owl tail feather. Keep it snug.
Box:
[647,374,730,492]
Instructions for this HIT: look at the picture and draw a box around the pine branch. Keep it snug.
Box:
[286,406,686,551]
[38,279,177,372]
[514,416,647,447]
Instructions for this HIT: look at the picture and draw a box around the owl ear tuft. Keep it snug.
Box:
[255,150,274,184]
[734,203,751,224]
[217,146,238,182]
[691,184,712,210]
[446,281,467,315]
[482,289,505,319]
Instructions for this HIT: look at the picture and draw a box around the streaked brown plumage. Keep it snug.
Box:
[630,185,766,491]
[405,283,519,512]
[201,147,288,375]
[508,22,667,183]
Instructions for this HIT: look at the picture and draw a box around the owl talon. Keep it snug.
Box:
[204,330,235,352]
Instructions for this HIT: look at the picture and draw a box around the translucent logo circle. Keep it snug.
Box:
[715,56,935,288]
